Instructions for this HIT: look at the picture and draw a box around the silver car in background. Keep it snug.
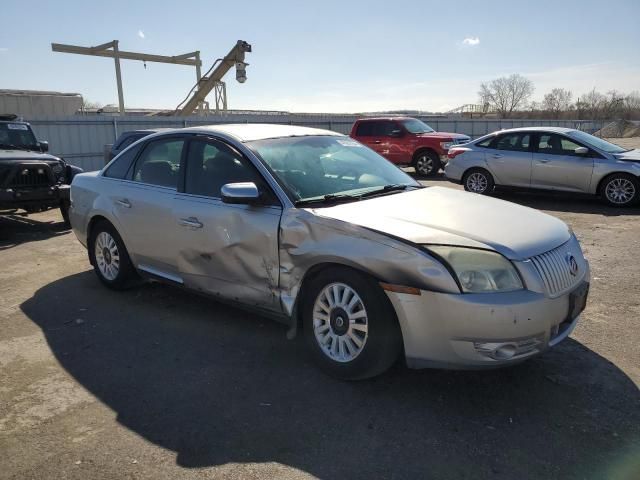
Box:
[70,124,590,380]
[444,127,640,207]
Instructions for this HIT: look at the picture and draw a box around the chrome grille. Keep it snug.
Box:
[530,241,581,297]
[454,137,470,145]
[10,167,50,188]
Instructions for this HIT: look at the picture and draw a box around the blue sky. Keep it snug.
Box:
[1,0,639,112]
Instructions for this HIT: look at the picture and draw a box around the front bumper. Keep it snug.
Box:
[387,277,589,369]
[0,184,70,209]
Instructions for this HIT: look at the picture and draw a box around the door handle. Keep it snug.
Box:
[116,198,131,208]
[491,153,503,158]
[178,217,203,229]
[373,140,382,144]
[539,159,551,163]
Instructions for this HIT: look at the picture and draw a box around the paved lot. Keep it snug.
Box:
[1,148,640,479]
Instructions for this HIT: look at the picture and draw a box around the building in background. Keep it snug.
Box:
[0,89,83,117]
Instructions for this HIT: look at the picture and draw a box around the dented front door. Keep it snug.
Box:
[172,194,282,312]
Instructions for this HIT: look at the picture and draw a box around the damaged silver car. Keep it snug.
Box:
[70,124,590,379]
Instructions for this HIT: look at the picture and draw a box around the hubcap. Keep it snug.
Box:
[95,231,120,281]
[605,178,635,204]
[416,155,434,175]
[312,282,368,363]
[467,172,488,193]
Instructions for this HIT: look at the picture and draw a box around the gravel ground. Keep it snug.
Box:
[1,139,639,480]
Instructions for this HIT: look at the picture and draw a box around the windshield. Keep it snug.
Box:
[566,130,628,153]
[247,136,419,203]
[401,119,435,134]
[0,123,39,150]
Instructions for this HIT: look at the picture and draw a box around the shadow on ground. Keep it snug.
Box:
[21,272,640,479]
[0,212,69,250]
[414,173,640,216]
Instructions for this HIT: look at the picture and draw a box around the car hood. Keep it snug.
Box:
[313,187,571,260]
[417,132,470,141]
[0,149,61,163]
[613,149,640,162]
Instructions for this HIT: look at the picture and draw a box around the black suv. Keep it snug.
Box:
[0,115,83,226]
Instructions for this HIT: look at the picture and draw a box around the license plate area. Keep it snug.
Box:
[567,282,589,322]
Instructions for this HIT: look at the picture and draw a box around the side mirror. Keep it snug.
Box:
[389,129,404,138]
[221,182,261,205]
[574,146,589,155]
[39,141,49,152]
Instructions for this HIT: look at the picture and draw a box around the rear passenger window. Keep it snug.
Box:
[355,122,374,136]
[132,138,184,188]
[494,133,531,152]
[104,144,142,179]
[476,137,494,148]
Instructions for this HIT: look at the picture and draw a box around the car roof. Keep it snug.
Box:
[356,116,415,122]
[489,126,577,135]
[162,123,343,142]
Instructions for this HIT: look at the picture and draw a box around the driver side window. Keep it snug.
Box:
[184,139,266,199]
[537,134,584,156]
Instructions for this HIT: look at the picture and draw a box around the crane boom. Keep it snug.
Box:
[177,40,251,116]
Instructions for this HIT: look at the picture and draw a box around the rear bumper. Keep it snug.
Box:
[0,184,70,209]
[386,274,589,369]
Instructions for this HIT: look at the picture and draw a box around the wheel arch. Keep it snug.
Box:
[291,261,387,335]
[412,147,438,164]
[595,171,640,196]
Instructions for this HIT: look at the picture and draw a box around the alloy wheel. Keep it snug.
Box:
[95,231,120,281]
[312,282,369,363]
[415,155,434,175]
[605,177,636,205]
[467,172,488,193]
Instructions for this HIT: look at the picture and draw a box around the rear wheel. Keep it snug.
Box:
[303,267,402,380]
[414,150,441,177]
[600,173,639,207]
[88,220,137,289]
[463,168,495,195]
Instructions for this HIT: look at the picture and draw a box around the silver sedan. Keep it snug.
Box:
[70,124,590,379]
[444,127,640,207]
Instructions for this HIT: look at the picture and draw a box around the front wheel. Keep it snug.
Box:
[414,151,442,177]
[463,168,495,195]
[303,267,402,380]
[60,200,71,228]
[600,173,639,207]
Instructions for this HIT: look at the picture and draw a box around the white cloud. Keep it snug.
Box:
[138,30,145,39]
[462,37,480,46]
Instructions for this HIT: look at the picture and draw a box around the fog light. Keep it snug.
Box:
[493,344,517,360]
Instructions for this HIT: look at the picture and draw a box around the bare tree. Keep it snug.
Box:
[478,74,534,118]
[542,88,573,118]
[622,91,640,119]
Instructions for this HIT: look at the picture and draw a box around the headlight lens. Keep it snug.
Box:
[52,163,64,174]
[440,141,453,149]
[427,246,523,293]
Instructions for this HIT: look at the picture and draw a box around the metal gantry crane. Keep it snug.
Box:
[51,40,251,116]
[175,40,251,116]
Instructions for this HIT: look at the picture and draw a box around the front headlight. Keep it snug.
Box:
[440,141,453,149]
[52,163,64,174]
[427,246,523,293]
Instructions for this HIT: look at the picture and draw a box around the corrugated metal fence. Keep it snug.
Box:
[27,114,606,171]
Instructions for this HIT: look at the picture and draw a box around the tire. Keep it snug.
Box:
[463,168,495,195]
[60,200,71,228]
[413,150,442,177]
[88,220,138,290]
[303,267,402,380]
[599,173,640,207]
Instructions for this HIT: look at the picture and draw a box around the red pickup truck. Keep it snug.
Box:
[350,117,470,176]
